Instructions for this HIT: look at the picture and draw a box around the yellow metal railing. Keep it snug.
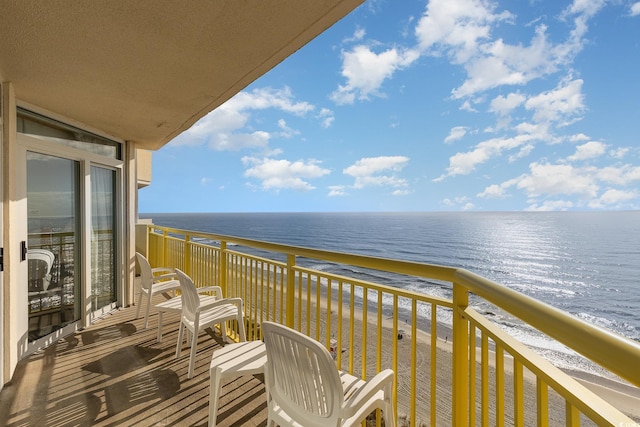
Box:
[145,225,640,426]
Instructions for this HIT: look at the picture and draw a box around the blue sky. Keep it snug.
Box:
[140,0,640,213]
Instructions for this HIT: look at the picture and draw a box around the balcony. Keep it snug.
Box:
[2,224,639,426]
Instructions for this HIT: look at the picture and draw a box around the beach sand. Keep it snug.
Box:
[297,298,640,426]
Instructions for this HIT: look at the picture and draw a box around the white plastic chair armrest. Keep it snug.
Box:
[151,272,178,283]
[197,286,223,299]
[341,369,394,418]
[151,267,175,275]
[199,296,243,313]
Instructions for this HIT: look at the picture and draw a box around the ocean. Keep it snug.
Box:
[140,211,640,378]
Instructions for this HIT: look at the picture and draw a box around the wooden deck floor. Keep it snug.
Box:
[0,295,268,427]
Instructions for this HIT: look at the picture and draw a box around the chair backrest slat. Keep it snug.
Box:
[175,269,200,322]
[135,252,153,291]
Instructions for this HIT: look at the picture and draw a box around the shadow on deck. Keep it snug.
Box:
[0,295,267,427]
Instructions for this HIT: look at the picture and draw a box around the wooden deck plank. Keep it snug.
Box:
[0,295,267,427]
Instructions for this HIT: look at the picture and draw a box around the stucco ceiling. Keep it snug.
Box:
[0,0,362,149]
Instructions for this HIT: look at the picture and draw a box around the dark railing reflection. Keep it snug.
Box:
[28,231,78,340]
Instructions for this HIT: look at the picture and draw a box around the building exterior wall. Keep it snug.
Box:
[136,149,152,188]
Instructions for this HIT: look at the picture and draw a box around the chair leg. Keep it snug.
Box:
[220,323,227,343]
[383,386,395,427]
[135,290,143,319]
[188,328,198,379]
[143,290,153,329]
[208,368,223,427]
[176,323,185,358]
[236,316,247,342]
[157,312,163,343]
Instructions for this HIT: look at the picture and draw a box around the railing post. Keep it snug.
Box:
[452,279,470,426]
[161,228,168,267]
[285,254,296,328]
[184,233,191,275]
[220,241,227,294]
[146,225,153,263]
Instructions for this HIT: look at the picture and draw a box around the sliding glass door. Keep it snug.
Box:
[27,152,81,340]
[19,109,123,345]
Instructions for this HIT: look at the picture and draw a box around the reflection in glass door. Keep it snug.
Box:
[27,152,81,341]
[91,166,117,311]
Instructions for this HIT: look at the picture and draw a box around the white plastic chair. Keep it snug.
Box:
[262,321,395,427]
[174,269,247,379]
[27,248,55,292]
[135,252,181,329]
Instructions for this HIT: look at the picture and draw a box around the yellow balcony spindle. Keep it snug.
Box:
[452,281,470,426]
[514,359,524,427]
[537,378,549,427]
[496,346,505,427]
[285,254,295,329]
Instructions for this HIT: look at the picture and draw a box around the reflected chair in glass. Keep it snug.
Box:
[27,248,55,293]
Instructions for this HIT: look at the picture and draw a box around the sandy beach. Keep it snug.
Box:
[301,297,640,425]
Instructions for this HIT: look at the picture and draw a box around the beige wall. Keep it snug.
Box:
[136,149,152,188]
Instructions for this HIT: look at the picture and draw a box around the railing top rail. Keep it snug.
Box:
[455,268,640,388]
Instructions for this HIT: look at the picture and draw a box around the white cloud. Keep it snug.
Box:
[568,133,590,142]
[480,162,640,209]
[351,175,409,189]
[414,0,594,100]
[444,126,468,144]
[170,87,315,150]
[452,25,562,98]
[516,162,599,198]
[242,157,330,191]
[343,156,410,190]
[561,0,606,20]
[317,108,335,128]
[489,92,526,116]
[343,156,409,177]
[631,2,640,16]
[508,144,535,162]
[441,196,473,209]
[277,119,300,139]
[567,141,607,161]
[525,78,586,125]
[526,200,574,211]
[594,164,640,185]
[415,0,512,63]
[230,87,314,115]
[609,147,629,159]
[589,189,638,208]
[328,185,348,197]
[200,177,212,186]
[343,27,366,44]
[436,133,538,179]
[477,184,507,199]
[331,45,419,104]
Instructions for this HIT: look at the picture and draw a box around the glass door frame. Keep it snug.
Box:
[17,133,124,349]
[89,164,121,319]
